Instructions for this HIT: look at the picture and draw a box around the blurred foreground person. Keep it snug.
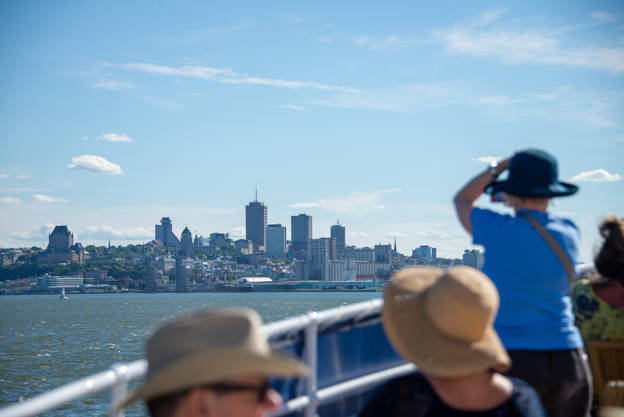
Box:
[573,215,624,341]
[454,149,591,417]
[114,309,307,417]
[360,266,546,417]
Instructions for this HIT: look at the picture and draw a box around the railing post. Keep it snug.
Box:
[303,312,319,417]
[109,363,129,417]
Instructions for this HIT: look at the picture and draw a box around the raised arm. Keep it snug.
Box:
[453,158,510,235]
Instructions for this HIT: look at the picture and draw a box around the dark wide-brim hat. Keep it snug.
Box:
[486,149,578,198]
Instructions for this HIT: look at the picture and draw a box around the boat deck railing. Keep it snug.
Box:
[0,298,415,417]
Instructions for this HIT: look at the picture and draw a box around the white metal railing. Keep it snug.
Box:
[1,298,405,417]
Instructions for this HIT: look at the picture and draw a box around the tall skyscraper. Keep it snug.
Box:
[245,196,267,250]
[266,224,286,258]
[158,217,180,248]
[330,221,345,259]
[291,214,312,259]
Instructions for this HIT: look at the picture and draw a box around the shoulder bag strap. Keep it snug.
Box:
[518,212,576,290]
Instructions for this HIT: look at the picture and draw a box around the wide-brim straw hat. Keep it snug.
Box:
[485,149,578,198]
[114,309,307,412]
[383,266,511,377]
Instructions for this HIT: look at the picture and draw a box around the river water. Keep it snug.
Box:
[0,292,380,416]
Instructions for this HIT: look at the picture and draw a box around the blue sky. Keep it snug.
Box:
[1,1,622,261]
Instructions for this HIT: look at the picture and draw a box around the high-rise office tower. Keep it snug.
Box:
[158,217,180,248]
[266,224,286,258]
[330,221,345,259]
[291,213,312,259]
[245,195,267,250]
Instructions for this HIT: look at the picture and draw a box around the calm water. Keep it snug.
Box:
[0,292,380,416]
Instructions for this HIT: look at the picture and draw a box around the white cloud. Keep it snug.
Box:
[92,80,138,90]
[310,82,466,112]
[386,232,407,239]
[122,63,358,93]
[175,24,255,43]
[532,85,570,101]
[11,225,54,241]
[287,202,320,209]
[0,197,22,204]
[590,12,617,23]
[98,132,134,143]
[473,10,507,27]
[227,226,245,239]
[569,169,622,182]
[434,22,624,74]
[67,155,123,175]
[318,36,331,43]
[282,104,307,111]
[32,194,69,203]
[16,175,28,180]
[287,189,400,215]
[471,156,502,164]
[318,190,395,215]
[81,225,153,240]
[0,174,7,179]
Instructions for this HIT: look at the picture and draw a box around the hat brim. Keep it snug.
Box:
[383,268,510,378]
[485,179,578,198]
[113,348,307,413]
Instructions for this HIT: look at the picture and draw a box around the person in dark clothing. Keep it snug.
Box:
[360,266,546,417]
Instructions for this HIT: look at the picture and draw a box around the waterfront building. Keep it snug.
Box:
[374,244,393,263]
[328,258,357,281]
[36,275,84,289]
[180,227,194,258]
[463,249,484,269]
[84,269,107,283]
[330,222,346,259]
[156,217,180,248]
[354,262,393,281]
[245,199,267,251]
[266,224,287,259]
[291,214,312,259]
[308,238,331,281]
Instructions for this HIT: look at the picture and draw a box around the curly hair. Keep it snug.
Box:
[594,215,624,284]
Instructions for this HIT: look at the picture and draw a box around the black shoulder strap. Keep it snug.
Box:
[518,212,576,290]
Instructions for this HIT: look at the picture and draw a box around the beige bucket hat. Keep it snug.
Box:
[114,309,307,411]
[383,266,511,377]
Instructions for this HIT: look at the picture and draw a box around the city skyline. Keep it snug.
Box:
[1,1,623,261]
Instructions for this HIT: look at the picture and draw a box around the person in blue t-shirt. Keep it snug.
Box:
[453,149,591,417]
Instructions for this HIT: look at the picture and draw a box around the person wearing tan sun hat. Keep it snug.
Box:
[112,309,307,417]
[359,266,546,417]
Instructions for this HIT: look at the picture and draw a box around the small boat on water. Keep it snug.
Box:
[59,288,68,300]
